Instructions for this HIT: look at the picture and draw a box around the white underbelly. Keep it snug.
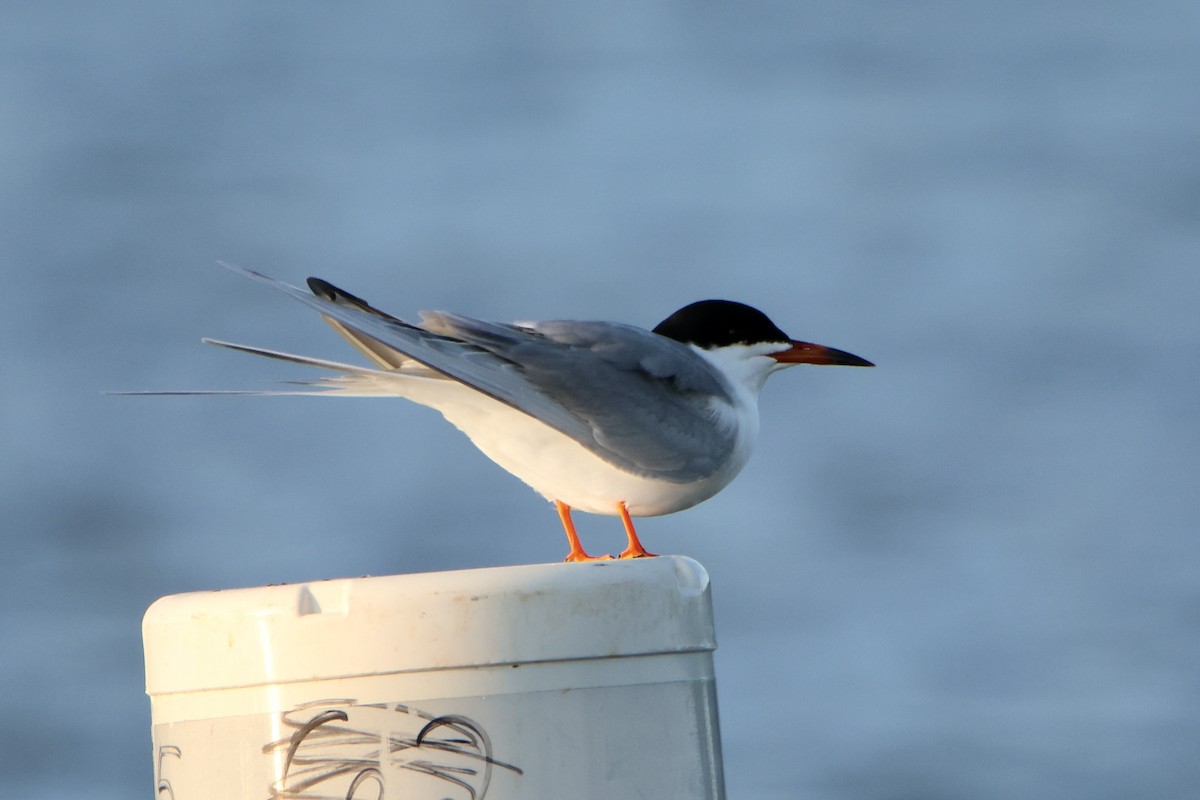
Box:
[395,378,746,517]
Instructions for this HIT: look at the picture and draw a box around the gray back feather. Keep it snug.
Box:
[423,314,737,480]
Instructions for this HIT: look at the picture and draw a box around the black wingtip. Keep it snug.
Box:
[306,277,339,300]
[306,277,375,308]
[306,276,408,324]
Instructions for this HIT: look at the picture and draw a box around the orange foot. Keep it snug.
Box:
[556,501,612,562]
[564,549,613,563]
[616,502,658,559]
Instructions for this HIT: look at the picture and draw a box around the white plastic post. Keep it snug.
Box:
[143,557,725,799]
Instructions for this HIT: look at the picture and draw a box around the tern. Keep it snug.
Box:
[165,265,873,561]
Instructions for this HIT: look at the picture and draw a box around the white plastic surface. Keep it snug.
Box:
[144,557,724,799]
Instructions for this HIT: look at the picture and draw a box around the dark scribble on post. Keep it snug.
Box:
[263,699,522,800]
[155,745,182,799]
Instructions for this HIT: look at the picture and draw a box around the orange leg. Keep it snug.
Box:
[616,501,657,559]
[555,501,612,562]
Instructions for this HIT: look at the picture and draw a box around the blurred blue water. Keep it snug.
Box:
[3,2,1198,798]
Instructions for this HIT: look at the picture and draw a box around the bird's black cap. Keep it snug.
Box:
[653,300,791,349]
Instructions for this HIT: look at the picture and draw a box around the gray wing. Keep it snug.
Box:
[423,314,738,480]
[223,264,736,481]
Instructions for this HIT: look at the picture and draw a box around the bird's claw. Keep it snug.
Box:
[563,551,613,563]
[616,547,658,559]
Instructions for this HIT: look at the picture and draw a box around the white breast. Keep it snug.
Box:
[369,373,753,517]
[322,355,764,517]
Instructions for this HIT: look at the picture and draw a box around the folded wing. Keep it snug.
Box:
[223,264,737,482]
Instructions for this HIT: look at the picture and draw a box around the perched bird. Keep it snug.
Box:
[176,265,872,561]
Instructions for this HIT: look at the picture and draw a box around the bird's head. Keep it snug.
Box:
[653,299,873,390]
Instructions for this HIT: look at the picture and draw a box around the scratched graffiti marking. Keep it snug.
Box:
[263,698,523,799]
[155,745,182,799]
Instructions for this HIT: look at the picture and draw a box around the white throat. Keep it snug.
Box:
[691,341,791,398]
